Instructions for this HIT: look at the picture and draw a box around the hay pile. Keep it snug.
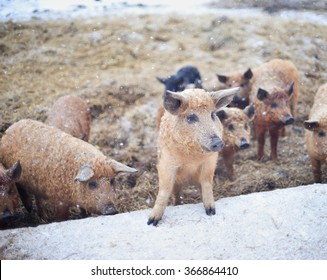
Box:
[0,4,326,228]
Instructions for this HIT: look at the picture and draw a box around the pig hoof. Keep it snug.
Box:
[147,217,160,226]
[205,207,216,216]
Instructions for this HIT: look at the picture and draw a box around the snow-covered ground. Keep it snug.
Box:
[0,0,213,21]
[1,183,327,260]
[1,0,327,24]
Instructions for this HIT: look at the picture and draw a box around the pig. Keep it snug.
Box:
[250,59,299,161]
[147,87,239,226]
[304,83,327,183]
[0,161,22,222]
[216,104,255,180]
[156,66,203,130]
[156,65,203,93]
[45,94,91,142]
[217,68,253,109]
[0,119,137,222]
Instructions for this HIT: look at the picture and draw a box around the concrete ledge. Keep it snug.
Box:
[1,184,326,260]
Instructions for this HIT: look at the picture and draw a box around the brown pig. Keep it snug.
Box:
[45,94,91,141]
[216,104,255,180]
[250,59,299,161]
[0,161,22,222]
[0,119,137,222]
[304,83,327,183]
[147,87,239,226]
[217,68,253,109]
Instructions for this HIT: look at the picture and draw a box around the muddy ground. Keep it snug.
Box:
[1,1,327,229]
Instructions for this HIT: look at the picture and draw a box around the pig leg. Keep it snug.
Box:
[35,198,50,221]
[53,202,70,221]
[256,129,266,160]
[16,183,33,213]
[269,129,279,161]
[279,127,286,137]
[199,156,217,215]
[310,157,322,183]
[221,150,235,181]
[36,199,70,222]
[147,162,176,226]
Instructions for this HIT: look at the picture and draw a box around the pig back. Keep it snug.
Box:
[309,84,327,119]
[0,119,105,199]
[46,95,91,141]
[251,59,299,99]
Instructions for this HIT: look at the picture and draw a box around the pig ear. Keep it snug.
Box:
[156,77,166,85]
[109,159,137,174]
[216,109,228,122]
[217,74,228,84]
[6,160,22,181]
[75,164,94,182]
[210,87,239,109]
[304,120,319,131]
[243,68,253,80]
[163,90,188,115]
[286,81,295,97]
[244,103,255,120]
[257,88,269,101]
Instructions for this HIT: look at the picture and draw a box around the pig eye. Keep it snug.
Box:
[271,102,278,109]
[187,114,199,123]
[240,83,244,87]
[318,131,325,138]
[88,181,98,189]
[227,124,235,131]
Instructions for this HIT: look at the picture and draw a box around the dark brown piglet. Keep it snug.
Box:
[250,59,299,161]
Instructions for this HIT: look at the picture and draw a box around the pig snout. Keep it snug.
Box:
[239,138,250,150]
[102,203,118,215]
[282,114,294,125]
[210,135,224,152]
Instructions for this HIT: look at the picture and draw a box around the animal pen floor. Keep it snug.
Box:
[0,1,327,229]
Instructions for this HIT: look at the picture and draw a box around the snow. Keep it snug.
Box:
[0,0,213,22]
[1,184,326,259]
[1,0,327,24]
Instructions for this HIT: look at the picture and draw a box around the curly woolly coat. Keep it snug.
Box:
[250,59,299,160]
[304,83,327,183]
[0,119,136,221]
[45,94,91,141]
